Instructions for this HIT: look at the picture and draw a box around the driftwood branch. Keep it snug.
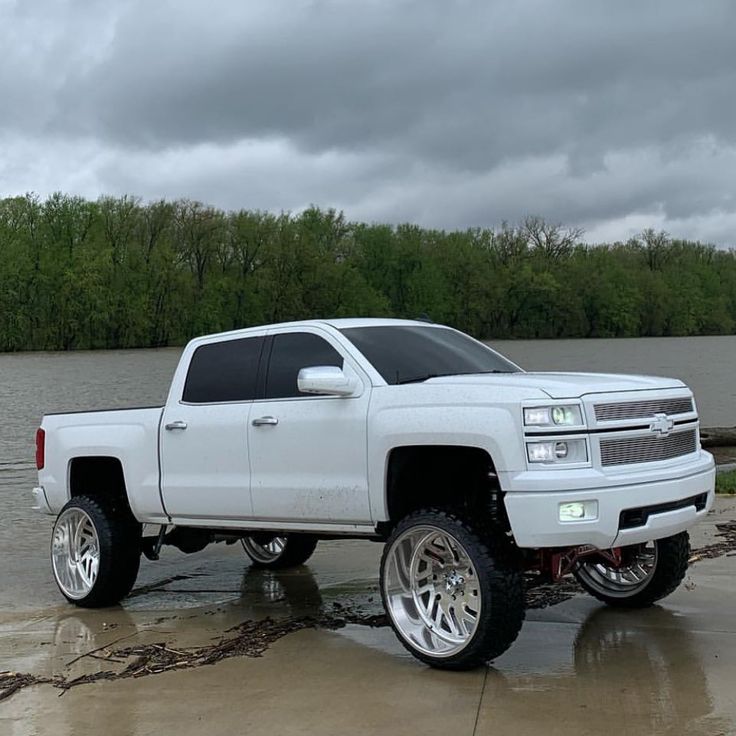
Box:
[700,427,736,448]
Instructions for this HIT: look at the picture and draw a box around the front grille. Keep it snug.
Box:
[600,429,697,466]
[594,397,693,422]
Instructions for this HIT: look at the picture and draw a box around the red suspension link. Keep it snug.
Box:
[534,545,623,582]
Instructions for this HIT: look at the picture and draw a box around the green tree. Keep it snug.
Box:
[0,195,732,351]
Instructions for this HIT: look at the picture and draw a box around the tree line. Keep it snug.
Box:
[0,193,734,351]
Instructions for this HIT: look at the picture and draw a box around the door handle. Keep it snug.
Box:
[252,416,279,427]
[165,420,188,431]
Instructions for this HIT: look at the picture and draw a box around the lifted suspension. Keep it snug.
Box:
[531,545,623,582]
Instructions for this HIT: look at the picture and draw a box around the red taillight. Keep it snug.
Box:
[35,428,45,470]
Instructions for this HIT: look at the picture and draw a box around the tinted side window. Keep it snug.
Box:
[265,332,343,399]
[183,336,264,403]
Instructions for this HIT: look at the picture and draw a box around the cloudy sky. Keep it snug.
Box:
[1,0,735,244]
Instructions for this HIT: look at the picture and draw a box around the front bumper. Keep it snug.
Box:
[504,460,716,549]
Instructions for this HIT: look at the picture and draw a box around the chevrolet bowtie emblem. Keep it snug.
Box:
[650,413,674,437]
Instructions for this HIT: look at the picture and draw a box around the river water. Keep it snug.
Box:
[489,335,736,426]
[0,336,734,610]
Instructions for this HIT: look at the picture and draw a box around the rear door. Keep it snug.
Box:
[248,327,372,523]
[160,333,265,522]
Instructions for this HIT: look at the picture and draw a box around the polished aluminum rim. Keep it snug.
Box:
[383,525,481,658]
[241,535,287,563]
[51,508,100,600]
[576,542,658,597]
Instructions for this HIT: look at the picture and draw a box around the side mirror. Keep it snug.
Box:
[297,366,357,397]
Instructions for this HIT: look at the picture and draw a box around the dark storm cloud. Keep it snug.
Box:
[1,0,736,243]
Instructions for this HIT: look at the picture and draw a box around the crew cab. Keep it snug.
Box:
[33,318,716,669]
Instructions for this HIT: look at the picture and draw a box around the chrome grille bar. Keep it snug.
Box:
[595,397,694,422]
[600,429,697,466]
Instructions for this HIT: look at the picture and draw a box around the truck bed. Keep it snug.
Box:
[38,406,166,523]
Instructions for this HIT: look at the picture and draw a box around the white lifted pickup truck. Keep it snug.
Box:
[33,318,715,669]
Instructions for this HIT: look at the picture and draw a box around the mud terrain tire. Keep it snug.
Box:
[574,532,690,608]
[380,508,525,670]
[51,495,141,608]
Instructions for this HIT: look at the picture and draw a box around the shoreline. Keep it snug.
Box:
[0,331,733,356]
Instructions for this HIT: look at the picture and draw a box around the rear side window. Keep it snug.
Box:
[265,332,343,399]
[183,336,264,403]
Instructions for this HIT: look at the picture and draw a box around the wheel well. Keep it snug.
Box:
[384,445,506,529]
[68,457,135,520]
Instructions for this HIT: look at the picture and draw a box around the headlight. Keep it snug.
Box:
[524,405,583,427]
[526,439,588,464]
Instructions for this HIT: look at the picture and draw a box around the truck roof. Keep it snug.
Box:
[192,317,442,343]
[320,317,439,329]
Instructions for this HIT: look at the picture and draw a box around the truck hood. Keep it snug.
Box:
[426,371,685,399]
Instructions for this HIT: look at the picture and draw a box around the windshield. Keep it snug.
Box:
[340,325,521,384]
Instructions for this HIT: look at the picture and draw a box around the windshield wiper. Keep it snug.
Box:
[396,370,511,385]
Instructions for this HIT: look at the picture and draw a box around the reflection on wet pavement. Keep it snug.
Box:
[480,604,732,736]
[0,533,734,735]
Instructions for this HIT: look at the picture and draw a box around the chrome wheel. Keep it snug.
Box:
[241,535,288,564]
[575,542,658,598]
[383,525,481,658]
[51,508,100,600]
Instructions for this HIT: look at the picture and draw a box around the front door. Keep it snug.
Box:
[160,334,265,522]
[248,329,371,523]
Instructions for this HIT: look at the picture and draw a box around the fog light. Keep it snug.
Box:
[559,500,598,522]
